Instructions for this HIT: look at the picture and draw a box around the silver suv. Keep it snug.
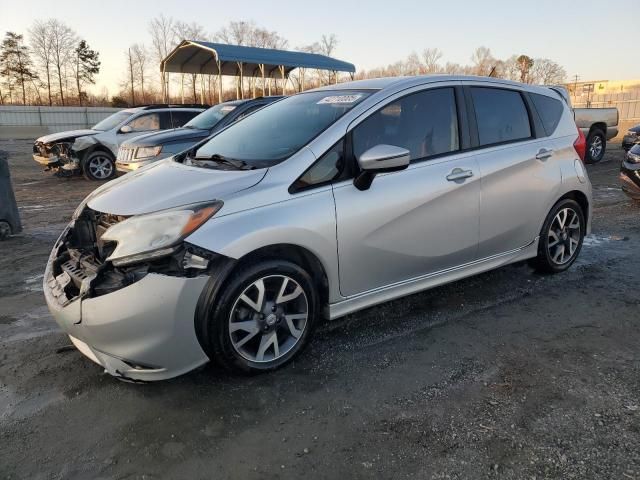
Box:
[44,76,592,382]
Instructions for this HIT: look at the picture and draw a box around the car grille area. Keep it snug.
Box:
[117,146,136,163]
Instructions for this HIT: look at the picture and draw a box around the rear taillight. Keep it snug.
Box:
[574,127,586,162]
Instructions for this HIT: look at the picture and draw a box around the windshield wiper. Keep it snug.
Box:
[191,153,255,170]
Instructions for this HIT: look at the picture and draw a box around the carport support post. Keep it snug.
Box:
[280,66,286,95]
[238,62,244,100]
[216,60,222,104]
[260,64,265,96]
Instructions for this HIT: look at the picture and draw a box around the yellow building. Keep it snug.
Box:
[567,79,640,95]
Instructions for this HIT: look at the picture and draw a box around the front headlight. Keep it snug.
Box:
[627,150,640,164]
[102,201,223,266]
[135,146,162,159]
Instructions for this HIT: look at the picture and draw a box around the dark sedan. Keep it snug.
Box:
[622,124,640,151]
[115,96,283,173]
[620,144,640,200]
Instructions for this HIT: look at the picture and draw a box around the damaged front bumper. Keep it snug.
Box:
[44,219,215,381]
[33,141,80,173]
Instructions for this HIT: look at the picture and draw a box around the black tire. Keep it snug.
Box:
[203,260,319,374]
[0,221,11,240]
[82,150,116,181]
[530,198,585,274]
[585,129,606,164]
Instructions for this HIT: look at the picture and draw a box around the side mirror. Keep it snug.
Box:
[354,144,410,191]
[119,125,133,134]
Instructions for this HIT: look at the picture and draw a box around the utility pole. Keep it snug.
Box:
[128,48,135,106]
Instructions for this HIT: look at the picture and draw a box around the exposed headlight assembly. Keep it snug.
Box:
[102,201,223,266]
[135,146,162,159]
[627,150,640,164]
[627,130,639,138]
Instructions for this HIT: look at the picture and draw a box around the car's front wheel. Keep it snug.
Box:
[83,151,116,181]
[531,198,585,274]
[205,260,319,373]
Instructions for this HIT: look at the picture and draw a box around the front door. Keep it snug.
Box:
[333,86,481,297]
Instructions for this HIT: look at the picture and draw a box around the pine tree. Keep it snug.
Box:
[0,32,38,104]
[74,40,100,106]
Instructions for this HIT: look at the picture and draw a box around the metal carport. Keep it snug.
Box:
[160,40,356,103]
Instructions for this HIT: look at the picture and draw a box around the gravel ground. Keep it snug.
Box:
[0,139,639,480]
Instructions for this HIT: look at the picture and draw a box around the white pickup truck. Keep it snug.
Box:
[550,86,619,163]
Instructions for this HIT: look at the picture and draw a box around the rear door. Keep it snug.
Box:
[464,83,563,258]
[332,85,482,297]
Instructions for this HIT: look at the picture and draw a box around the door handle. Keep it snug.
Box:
[535,148,554,160]
[446,168,474,182]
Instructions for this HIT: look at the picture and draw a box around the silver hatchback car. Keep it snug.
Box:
[44,76,592,381]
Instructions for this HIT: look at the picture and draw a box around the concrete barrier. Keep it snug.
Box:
[0,106,122,139]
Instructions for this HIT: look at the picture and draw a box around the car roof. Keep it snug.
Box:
[311,75,558,97]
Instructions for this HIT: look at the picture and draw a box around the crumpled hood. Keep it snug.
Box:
[87,159,267,216]
[123,127,209,147]
[36,129,98,144]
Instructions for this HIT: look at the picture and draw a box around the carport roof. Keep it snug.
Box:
[160,40,356,76]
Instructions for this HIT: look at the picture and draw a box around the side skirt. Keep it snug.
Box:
[328,238,539,320]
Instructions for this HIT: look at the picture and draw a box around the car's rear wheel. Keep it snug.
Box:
[585,129,606,163]
[83,151,116,181]
[205,260,318,373]
[531,198,585,274]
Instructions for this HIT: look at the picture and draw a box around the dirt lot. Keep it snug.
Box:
[1,139,639,480]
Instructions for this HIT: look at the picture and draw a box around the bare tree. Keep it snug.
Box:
[126,48,135,105]
[404,52,422,75]
[131,43,148,103]
[422,48,443,73]
[149,15,177,100]
[470,46,495,76]
[173,21,206,102]
[530,58,566,85]
[29,20,55,105]
[48,19,76,105]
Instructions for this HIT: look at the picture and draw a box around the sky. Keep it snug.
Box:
[0,0,635,96]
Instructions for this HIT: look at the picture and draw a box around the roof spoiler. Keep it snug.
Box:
[547,86,571,106]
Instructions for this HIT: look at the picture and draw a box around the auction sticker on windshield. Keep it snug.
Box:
[317,94,362,104]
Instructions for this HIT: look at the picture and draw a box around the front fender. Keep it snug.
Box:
[185,187,343,303]
[72,136,110,162]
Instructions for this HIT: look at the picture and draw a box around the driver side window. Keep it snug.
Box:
[126,113,161,132]
[352,88,459,163]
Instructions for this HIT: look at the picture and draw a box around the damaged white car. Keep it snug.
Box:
[32,105,204,180]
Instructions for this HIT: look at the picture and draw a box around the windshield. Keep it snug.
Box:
[184,103,237,130]
[92,111,132,131]
[194,90,371,167]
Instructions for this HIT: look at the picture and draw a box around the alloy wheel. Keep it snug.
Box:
[229,275,308,363]
[547,207,581,265]
[589,135,603,160]
[88,155,114,179]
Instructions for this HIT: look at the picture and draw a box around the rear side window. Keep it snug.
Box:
[127,112,162,132]
[471,87,531,146]
[353,87,459,163]
[171,110,200,128]
[530,93,564,136]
